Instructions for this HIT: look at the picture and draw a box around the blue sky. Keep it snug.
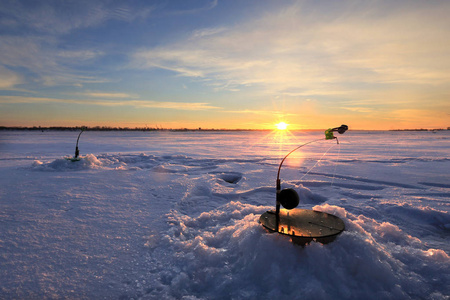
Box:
[1,0,449,129]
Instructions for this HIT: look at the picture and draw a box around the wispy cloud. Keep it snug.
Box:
[57,50,104,60]
[192,27,227,39]
[341,107,373,113]
[131,1,450,97]
[0,1,154,35]
[168,0,218,15]
[0,95,220,111]
[0,66,22,89]
[74,92,138,99]
[124,100,219,110]
[224,109,296,117]
[0,1,154,88]
[0,35,110,87]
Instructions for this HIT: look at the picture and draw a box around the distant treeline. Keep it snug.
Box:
[390,128,450,131]
[0,126,268,132]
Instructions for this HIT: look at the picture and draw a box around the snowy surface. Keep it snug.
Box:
[0,130,449,299]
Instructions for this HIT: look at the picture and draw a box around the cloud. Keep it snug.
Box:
[75,92,138,99]
[124,100,219,110]
[57,50,104,60]
[0,35,111,87]
[0,1,154,88]
[131,1,450,97]
[224,109,296,117]
[0,0,154,35]
[0,95,220,111]
[192,27,227,39]
[0,36,57,73]
[0,66,22,89]
[168,0,218,15]
[341,107,373,113]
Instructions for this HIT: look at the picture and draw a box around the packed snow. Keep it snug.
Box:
[0,130,449,299]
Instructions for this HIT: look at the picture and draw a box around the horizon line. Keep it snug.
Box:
[1,125,449,132]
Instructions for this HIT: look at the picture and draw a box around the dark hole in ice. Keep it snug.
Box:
[219,173,242,184]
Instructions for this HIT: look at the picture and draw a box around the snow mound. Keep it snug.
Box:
[32,154,103,171]
[31,153,227,173]
[144,203,450,299]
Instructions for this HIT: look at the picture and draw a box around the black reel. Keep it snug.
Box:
[336,124,348,134]
[278,188,299,210]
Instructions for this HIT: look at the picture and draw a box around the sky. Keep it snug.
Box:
[0,0,449,130]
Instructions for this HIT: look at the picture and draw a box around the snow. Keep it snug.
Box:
[0,130,449,299]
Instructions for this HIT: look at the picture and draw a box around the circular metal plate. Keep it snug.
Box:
[259,208,345,245]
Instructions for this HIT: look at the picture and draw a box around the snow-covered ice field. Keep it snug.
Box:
[0,129,449,299]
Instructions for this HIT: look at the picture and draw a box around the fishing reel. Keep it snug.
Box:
[277,187,300,210]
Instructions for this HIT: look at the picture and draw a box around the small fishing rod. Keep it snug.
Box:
[74,127,86,159]
[275,125,348,229]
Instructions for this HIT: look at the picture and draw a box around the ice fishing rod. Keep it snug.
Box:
[275,125,348,228]
[74,127,86,159]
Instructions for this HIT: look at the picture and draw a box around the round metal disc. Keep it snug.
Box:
[259,208,345,245]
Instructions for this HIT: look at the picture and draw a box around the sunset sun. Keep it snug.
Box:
[275,122,288,130]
